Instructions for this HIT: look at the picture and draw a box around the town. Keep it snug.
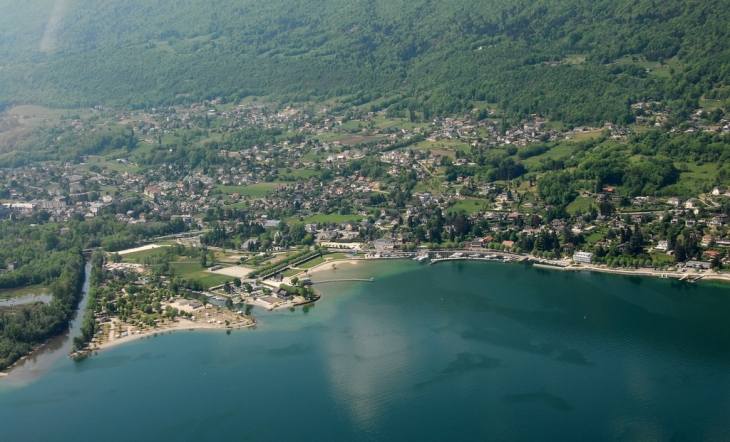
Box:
[1,98,730,285]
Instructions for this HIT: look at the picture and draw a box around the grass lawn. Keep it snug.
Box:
[3,105,95,126]
[447,198,488,213]
[297,256,325,269]
[278,168,321,180]
[189,272,235,288]
[673,162,717,196]
[169,261,204,277]
[566,196,595,215]
[568,131,603,142]
[121,248,171,262]
[282,269,301,277]
[699,99,724,110]
[584,229,606,243]
[80,156,140,173]
[215,183,280,198]
[522,143,573,166]
[650,253,675,265]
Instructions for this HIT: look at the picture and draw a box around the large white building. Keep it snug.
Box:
[573,251,594,264]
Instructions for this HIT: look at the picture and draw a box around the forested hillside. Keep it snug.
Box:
[0,0,729,124]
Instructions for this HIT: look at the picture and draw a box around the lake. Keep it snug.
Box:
[1,260,729,441]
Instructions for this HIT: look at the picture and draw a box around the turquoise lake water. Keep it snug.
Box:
[1,260,730,441]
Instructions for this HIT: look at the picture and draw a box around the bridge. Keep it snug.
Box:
[312,278,374,284]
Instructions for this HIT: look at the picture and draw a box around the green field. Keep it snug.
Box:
[522,143,574,166]
[278,168,321,180]
[584,228,607,243]
[215,183,281,198]
[672,162,717,196]
[650,253,675,265]
[566,196,595,215]
[121,247,172,262]
[297,256,325,269]
[169,261,204,277]
[447,198,488,213]
[3,105,96,126]
[187,272,235,288]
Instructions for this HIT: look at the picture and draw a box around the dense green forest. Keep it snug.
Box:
[1,0,729,123]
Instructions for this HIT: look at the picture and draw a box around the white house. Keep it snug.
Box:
[573,251,594,264]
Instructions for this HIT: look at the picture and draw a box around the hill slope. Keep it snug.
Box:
[0,0,729,123]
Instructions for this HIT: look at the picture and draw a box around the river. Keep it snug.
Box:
[1,263,92,383]
[0,260,729,441]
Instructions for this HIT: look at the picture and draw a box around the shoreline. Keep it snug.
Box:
[15,252,725,366]
[298,251,730,286]
[73,304,256,357]
[77,318,255,356]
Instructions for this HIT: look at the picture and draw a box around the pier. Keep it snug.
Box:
[429,256,527,266]
[312,278,374,284]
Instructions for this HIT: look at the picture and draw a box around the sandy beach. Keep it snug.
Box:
[84,303,255,355]
[90,319,247,353]
[296,259,360,277]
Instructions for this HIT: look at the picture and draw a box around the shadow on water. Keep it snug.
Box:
[502,391,574,411]
[415,352,502,388]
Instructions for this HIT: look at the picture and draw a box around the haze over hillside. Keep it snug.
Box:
[0,0,729,124]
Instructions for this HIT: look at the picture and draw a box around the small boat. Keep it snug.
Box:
[413,254,429,262]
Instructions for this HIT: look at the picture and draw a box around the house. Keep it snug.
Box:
[372,238,395,250]
[703,250,721,259]
[241,239,259,251]
[701,234,713,247]
[573,251,594,264]
[712,186,726,195]
[655,240,670,252]
[685,199,698,209]
[144,186,162,199]
[274,287,291,300]
[667,197,681,206]
[685,260,711,269]
[470,238,485,248]
[305,224,318,234]
[501,240,515,249]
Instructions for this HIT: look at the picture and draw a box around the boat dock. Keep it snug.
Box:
[312,278,374,284]
[429,254,527,266]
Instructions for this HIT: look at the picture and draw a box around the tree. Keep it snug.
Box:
[200,251,207,268]
[289,222,306,243]
[233,277,241,288]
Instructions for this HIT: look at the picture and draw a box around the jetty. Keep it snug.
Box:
[312,278,374,284]
[429,254,527,266]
